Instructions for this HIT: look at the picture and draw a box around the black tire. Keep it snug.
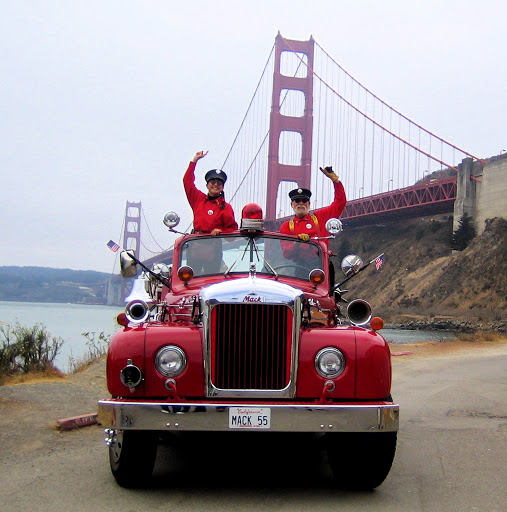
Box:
[326,431,397,490]
[109,430,158,488]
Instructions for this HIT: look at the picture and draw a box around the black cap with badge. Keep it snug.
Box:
[288,188,312,201]
[205,169,227,184]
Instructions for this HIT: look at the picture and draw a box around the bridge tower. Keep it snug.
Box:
[123,201,142,258]
[265,33,315,221]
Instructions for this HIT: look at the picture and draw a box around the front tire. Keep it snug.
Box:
[109,430,158,488]
[326,431,397,490]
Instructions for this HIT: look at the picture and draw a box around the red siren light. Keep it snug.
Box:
[242,203,263,219]
[240,203,264,231]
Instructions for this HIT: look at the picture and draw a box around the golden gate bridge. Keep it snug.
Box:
[114,33,486,283]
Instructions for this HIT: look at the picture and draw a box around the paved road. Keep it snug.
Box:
[1,345,505,512]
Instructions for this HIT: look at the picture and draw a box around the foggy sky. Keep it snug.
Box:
[1,1,505,273]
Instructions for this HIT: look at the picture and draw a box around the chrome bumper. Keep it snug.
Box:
[97,399,399,433]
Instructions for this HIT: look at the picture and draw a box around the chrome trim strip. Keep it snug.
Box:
[97,400,399,433]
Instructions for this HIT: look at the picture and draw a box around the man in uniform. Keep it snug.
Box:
[280,165,346,242]
[278,166,346,280]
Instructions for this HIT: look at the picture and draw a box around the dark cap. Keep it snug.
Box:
[205,169,227,184]
[289,188,312,201]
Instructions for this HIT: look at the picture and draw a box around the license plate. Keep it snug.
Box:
[228,407,271,429]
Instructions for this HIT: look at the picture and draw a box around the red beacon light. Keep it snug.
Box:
[240,203,264,232]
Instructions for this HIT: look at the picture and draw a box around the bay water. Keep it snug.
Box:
[0,301,121,372]
[0,301,456,373]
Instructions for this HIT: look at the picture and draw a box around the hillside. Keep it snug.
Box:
[329,216,507,332]
[0,267,109,304]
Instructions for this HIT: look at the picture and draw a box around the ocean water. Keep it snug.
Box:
[0,301,122,372]
[0,301,457,372]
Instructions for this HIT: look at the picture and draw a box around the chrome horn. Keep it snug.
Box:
[347,299,372,326]
[124,275,153,324]
[125,299,150,324]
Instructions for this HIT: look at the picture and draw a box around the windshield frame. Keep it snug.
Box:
[177,232,325,281]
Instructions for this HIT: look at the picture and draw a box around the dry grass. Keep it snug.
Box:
[455,331,506,343]
[1,365,67,386]
[69,353,106,374]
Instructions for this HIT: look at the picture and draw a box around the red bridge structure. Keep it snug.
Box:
[108,33,487,302]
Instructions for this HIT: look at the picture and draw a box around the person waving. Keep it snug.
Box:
[183,150,238,235]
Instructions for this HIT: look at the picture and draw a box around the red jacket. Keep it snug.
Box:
[280,180,346,238]
[183,161,238,233]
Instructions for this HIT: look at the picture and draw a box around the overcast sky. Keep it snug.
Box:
[1,1,505,273]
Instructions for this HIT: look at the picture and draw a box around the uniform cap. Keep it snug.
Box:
[289,188,312,201]
[205,169,227,184]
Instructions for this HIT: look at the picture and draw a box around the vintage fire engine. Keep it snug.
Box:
[98,203,399,489]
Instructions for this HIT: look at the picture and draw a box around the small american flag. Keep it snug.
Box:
[374,254,385,270]
[107,240,120,252]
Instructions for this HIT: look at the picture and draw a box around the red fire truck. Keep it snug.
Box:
[98,204,398,489]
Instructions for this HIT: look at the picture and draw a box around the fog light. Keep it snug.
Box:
[315,348,345,378]
[120,360,142,390]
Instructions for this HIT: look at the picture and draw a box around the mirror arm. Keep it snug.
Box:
[125,252,171,288]
[169,228,187,235]
[333,260,371,291]
[333,252,384,292]
[312,235,335,240]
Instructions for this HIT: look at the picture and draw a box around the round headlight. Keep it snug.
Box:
[315,348,345,378]
[155,346,187,377]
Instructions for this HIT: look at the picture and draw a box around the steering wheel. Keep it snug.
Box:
[273,264,310,276]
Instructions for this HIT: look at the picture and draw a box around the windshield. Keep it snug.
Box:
[179,234,323,280]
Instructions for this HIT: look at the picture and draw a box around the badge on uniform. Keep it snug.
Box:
[208,210,214,215]
[306,223,312,229]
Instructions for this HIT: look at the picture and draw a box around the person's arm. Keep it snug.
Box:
[183,151,208,207]
[314,166,347,225]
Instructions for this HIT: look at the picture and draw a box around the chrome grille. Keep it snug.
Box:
[211,303,292,390]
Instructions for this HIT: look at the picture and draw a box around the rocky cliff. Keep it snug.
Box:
[330,216,507,332]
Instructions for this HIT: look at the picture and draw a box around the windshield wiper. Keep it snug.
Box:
[224,238,278,278]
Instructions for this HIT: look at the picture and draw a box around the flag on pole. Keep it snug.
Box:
[107,240,120,252]
[374,253,385,270]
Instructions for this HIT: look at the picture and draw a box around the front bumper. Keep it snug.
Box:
[97,399,399,433]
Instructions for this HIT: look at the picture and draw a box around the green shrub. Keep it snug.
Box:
[0,323,64,379]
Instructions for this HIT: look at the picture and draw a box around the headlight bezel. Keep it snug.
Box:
[314,347,346,379]
[155,345,187,377]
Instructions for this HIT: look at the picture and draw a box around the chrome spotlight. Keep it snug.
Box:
[163,211,180,229]
[325,218,343,235]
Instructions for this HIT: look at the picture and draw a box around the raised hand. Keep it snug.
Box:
[319,166,339,182]
[192,150,209,163]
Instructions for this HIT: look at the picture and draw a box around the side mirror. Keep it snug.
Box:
[120,250,138,278]
[325,218,343,235]
[341,254,363,276]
